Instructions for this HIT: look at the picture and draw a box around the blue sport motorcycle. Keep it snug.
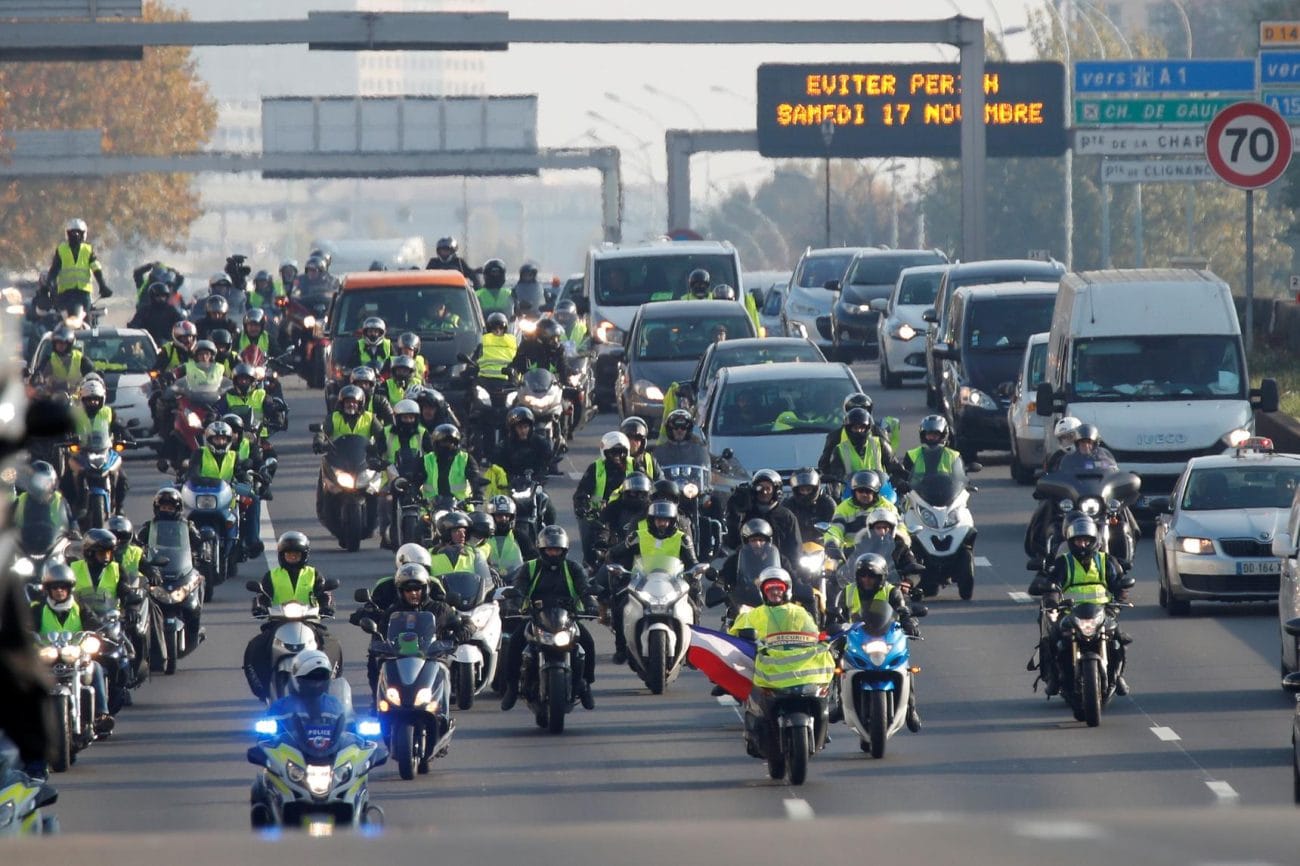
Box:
[182,474,244,602]
[837,600,922,759]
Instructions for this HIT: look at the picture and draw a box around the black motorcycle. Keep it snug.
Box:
[508,470,551,549]
[1035,462,1141,571]
[144,528,204,675]
[501,594,593,735]
[311,430,383,551]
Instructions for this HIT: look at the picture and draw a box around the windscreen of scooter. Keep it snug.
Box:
[19,509,67,556]
[735,545,781,606]
[846,532,900,582]
[911,470,967,508]
[147,520,193,583]
[443,570,489,612]
[522,367,556,396]
[327,434,369,471]
[861,599,898,639]
[632,554,684,580]
[387,610,437,656]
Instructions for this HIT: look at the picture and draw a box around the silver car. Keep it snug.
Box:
[1006,332,1049,485]
[873,263,950,389]
[28,327,161,439]
[780,247,865,349]
[1152,440,1300,619]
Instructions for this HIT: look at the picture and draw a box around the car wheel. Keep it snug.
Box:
[1167,585,1191,617]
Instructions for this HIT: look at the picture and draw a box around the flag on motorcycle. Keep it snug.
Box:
[687,625,754,701]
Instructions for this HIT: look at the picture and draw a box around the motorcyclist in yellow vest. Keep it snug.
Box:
[709,283,761,334]
[276,260,298,298]
[346,365,394,426]
[247,270,284,313]
[426,511,487,581]
[46,218,112,314]
[319,384,380,445]
[730,567,835,696]
[824,470,907,547]
[70,376,125,447]
[897,415,966,490]
[680,268,713,301]
[186,419,244,485]
[355,317,392,370]
[10,462,74,533]
[574,431,630,566]
[476,258,516,318]
[381,355,419,408]
[31,563,115,738]
[37,326,96,393]
[243,532,341,703]
[817,407,888,488]
[393,332,427,383]
[418,424,482,504]
[173,340,227,393]
[106,516,144,584]
[620,416,660,480]
[553,299,588,348]
[152,320,197,377]
[1032,517,1131,698]
[236,307,281,357]
[477,312,519,381]
[467,511,498,577]
[379,399,426,548]
[70,528,131,617]
[485,406,555,499]
[484,495,537,578]
[208,328,238,378]
[218,363,270,434]
[603,501,697,666]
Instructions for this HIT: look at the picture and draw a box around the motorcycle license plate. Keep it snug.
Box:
[1236,560,1281,575]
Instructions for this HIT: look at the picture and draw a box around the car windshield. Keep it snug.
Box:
[966,296,1055,352]
[1180,465,1300,511]
[703,343,823,381]
[793,254,853,288]
[897,271,944,306]
[38,333,156,374]
[635,314,752,361]
[712,376,850,437]
[593,254,738,306]
[332,286,477,338]
[847,253,944,286]
[1071,335,1245,401]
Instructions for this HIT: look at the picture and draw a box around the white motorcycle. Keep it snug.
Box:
[445,570,502,710]
[901,465,980,600]
[610,557,708,694]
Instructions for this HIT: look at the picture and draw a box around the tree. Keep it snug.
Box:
[0,1,216,272]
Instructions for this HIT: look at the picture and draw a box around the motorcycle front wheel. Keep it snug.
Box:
[545,666,568,734]
[342,501,365,552]
[1082,658,1103,727]
[51,695,73,773]
[868,690,889,759]
[392,721,416,780]
[645,630,669,695]
[455,661,475,711]
[787,725,811,785]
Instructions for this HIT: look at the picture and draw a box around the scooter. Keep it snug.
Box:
[245,586,335,705]
[837,601,923,758]
[609,558,708,695]
[311,428,383,552]
[901,466,980,600]
[357,611,455,780]
[442,570,503,711]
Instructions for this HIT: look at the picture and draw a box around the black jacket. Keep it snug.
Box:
[426,255,480,288]
[128,302,184,346]
[573,458,627,516]
[718,549,795,592]
[196,316,240,342]
[510,339,569,380]
[1,571,51,764]
[510,557,592,609]
[781,492,837,541]
[491,433,553,481]
[726,497,803,565]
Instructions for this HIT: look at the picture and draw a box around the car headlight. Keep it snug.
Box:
[1222,428,1251,448]
[306,764,332,795]
[920,508,938,528]
[12,557,34,577]
[634,380,664,401]
[39,646,58,662]
[959,386,998,410]
[893,323,917,341]
[414,687,434,706]
[865,640,889,667]
[468,606,495,631]
[682,482,699,499]
[60,644,81,662]
[0,799,15,828]
[385,687,402,706]
[594,321,624,344]
[788,300,820,317]
[80,635,101,655]
[334,471,356,489]
[1179,536,1215,555]
[552,630,572,648]
[196,494,218,510]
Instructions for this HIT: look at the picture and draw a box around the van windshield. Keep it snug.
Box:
[594,254,738,306]
[1071,335,1245,401]
[966,295,1055,351]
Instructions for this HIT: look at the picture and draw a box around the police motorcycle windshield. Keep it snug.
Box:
[443,570,490,612]
[386,610,439,655]
[861,599,898,639]
[912,469,966,508]
[284,705,349,763]
[522,367,556,395]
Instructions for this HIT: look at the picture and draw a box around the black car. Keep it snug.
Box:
[923,258,1065,409]
[933,281,1059,462]
[829,248,947,360]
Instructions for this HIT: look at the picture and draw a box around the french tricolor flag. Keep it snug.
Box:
[688,625,755,701]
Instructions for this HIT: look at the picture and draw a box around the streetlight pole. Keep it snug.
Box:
[820,119,834,248]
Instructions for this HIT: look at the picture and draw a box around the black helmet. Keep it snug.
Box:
[277,531,310,567]
[620,416,649,445]
[436,237,458,258]
[555,300,578,328]
[711,284,737,301]
[253,269,272,286]
[210,328,233,351]
[665,409,694,439]
[507,406,534,430]
[854,552,889,590]
[844,407,873,446]
[483,258,507,289]
[919,414,949,448]
[304,255,327,275]
[791,468,820,502]
[148,281,170,303]
[51,326,76,350]
[622,472,652,506]
[843,392,873,414]
[487,494,517,518]
[105,515,134,549]
[369,260,387,272]
[437,510,471,544]
[1065,516,1099,558]
[468,511,494,544]
[647,500,678,539]
[204,294,229,317]
[309,249,332,270]
[432,423,461,450]
[221,412,245,439]
[396,332,421,355]
[84,527,117,563]
[153,486,183,518]
[232,362,256,390]
[1076,423,1101,445]
[486,311,509,334]
[27,461,58,504]
[244,307,267,328]
[740,518,773,544]
[850,470,883,499]
[652,478,681,503]
[538,318,564,347]
[338,384,365,415]
[415,386,444,410]
[519,262,538,280]
[537,525,569,565]
[687,268,710,297]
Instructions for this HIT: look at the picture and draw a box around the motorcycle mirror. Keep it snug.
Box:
[358,617,379,635]
[246,745,268,766]
[967,462,982,473]
[34,784,58,809]
[1284,618,1300,638]
[308,423,322,433]
[354,588,371,604]
[1117,575,1136,591]
[912,604,929,618]
[735,628,759,642]
[245,580,262,593]
[371,745,389,767]
[321,577,340,592]
[457,352,472,365]
[813,521,832,534]
[125,417,141,428]
[704,583,726,608]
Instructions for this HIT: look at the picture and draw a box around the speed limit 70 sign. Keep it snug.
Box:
[1205,102,1294,189]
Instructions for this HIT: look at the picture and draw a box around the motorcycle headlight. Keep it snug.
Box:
[1058,498,1074,514]
[942,510,959,529]
[196,494,218,510]
[80,635,101,655]
[552,630,572,648]
[60,644,81,662]
[594,321,624,344]
[0,799,15,828]
[959,386,998,410]
[88,452,106,468]
[1079,498,1101,517]
[517,319,538,335]
[333,763,353,786]
[1074,612,1104,638]
[1106,498,1121,512]
[286,760,307,784]
[306,764,332,795]
[39,646,58,662]
[864,639,889,667]
[894,322,917,341]
[302,315,317,330]
[799,553,825,572]
[185,411,202,428]
[920,508,938,529]
[385,687,402,706]
[475,386,490,405]
[634,380,665,402]
[1179,536,1214,555]
[334,471,356,489]
[414,687,434,707]
[12,557,34,577]
[469,606,495,630]
[512,488,532,501]
[682,482,699,499]
[170,587,188,603]
[281,602,308,619]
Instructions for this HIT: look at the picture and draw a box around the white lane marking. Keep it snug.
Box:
[568,471,583,481]
[1011,820,1102,840]
[1150,726,1181,742]
[783,798,815,821]
[1007,591,1033,603]
[1206,781,1239,801]
[260,500,278,574]
[974,556,991,567]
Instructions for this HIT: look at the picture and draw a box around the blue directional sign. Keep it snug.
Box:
[1262,91,1300,120]
[1260,51,1300,86]
[1073,59,1256,94]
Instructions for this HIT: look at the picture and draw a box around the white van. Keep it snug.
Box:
[1035,269,1279,510]
[584,239,743,409]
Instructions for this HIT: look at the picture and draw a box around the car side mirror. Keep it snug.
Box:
[868,298,889,313]
[245,580,262,593]
[1272,532,1295,559]
[358,617,379,636]
[321,577,340,592]
[1146,496,1171,515]
[735,628,758,642]
[823,280,840,293]
[354,587,371,604]
[1035,382,1057,418]
[921,308,937,324]
[1251,377,1280,413]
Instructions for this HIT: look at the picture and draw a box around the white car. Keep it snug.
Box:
[1007,332,1050,484]
[1152,437,1300,619]
[872,264,949,389]
[28,327,160,439]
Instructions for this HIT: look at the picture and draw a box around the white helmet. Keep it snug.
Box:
[600,431,631,454]
[79,377,107,401]
[866,507,898,530]
[393,399,420,417]
[395,542,432,569]
[290,649,333,699]
[1054,416,1083,449]
[66,218,87,234]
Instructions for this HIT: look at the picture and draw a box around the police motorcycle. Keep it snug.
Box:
[1033,461,1141,573]
[512,367,565,462]
[34,629,105,772]
[182,469,243,600]
[1028,576,1135,727]
[835,600,924,759]
[606,555,709,695]
[67,428,133,530]
[355,610,455,780]
[499,588,595,735]
[661,462,724,560]
[310,426,383,552]
[442,570,503,711]
[0,738,59,835]
[245,581,342,705]
[143,533,204,675]
[900,463,980,600]
[248,703,386,830]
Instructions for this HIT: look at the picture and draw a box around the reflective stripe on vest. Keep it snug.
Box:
[50,350,85,386]
[421,450,470,500]
[837,437,882,476]
[56,241,94,292]
[526,559,577,600]
[118,544,143,579]
[71,560,121,611]
[40,604,82,635]
[1064,553,1110,603]
[738,605,835,688]
[636,521,683,559]
[594,460,611,505]
[385,378,410,405]
[200,448,236,481]
[270,566,316,606]
[330,411,374,438]
[478,333,517,379]
[844,583,891,618]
